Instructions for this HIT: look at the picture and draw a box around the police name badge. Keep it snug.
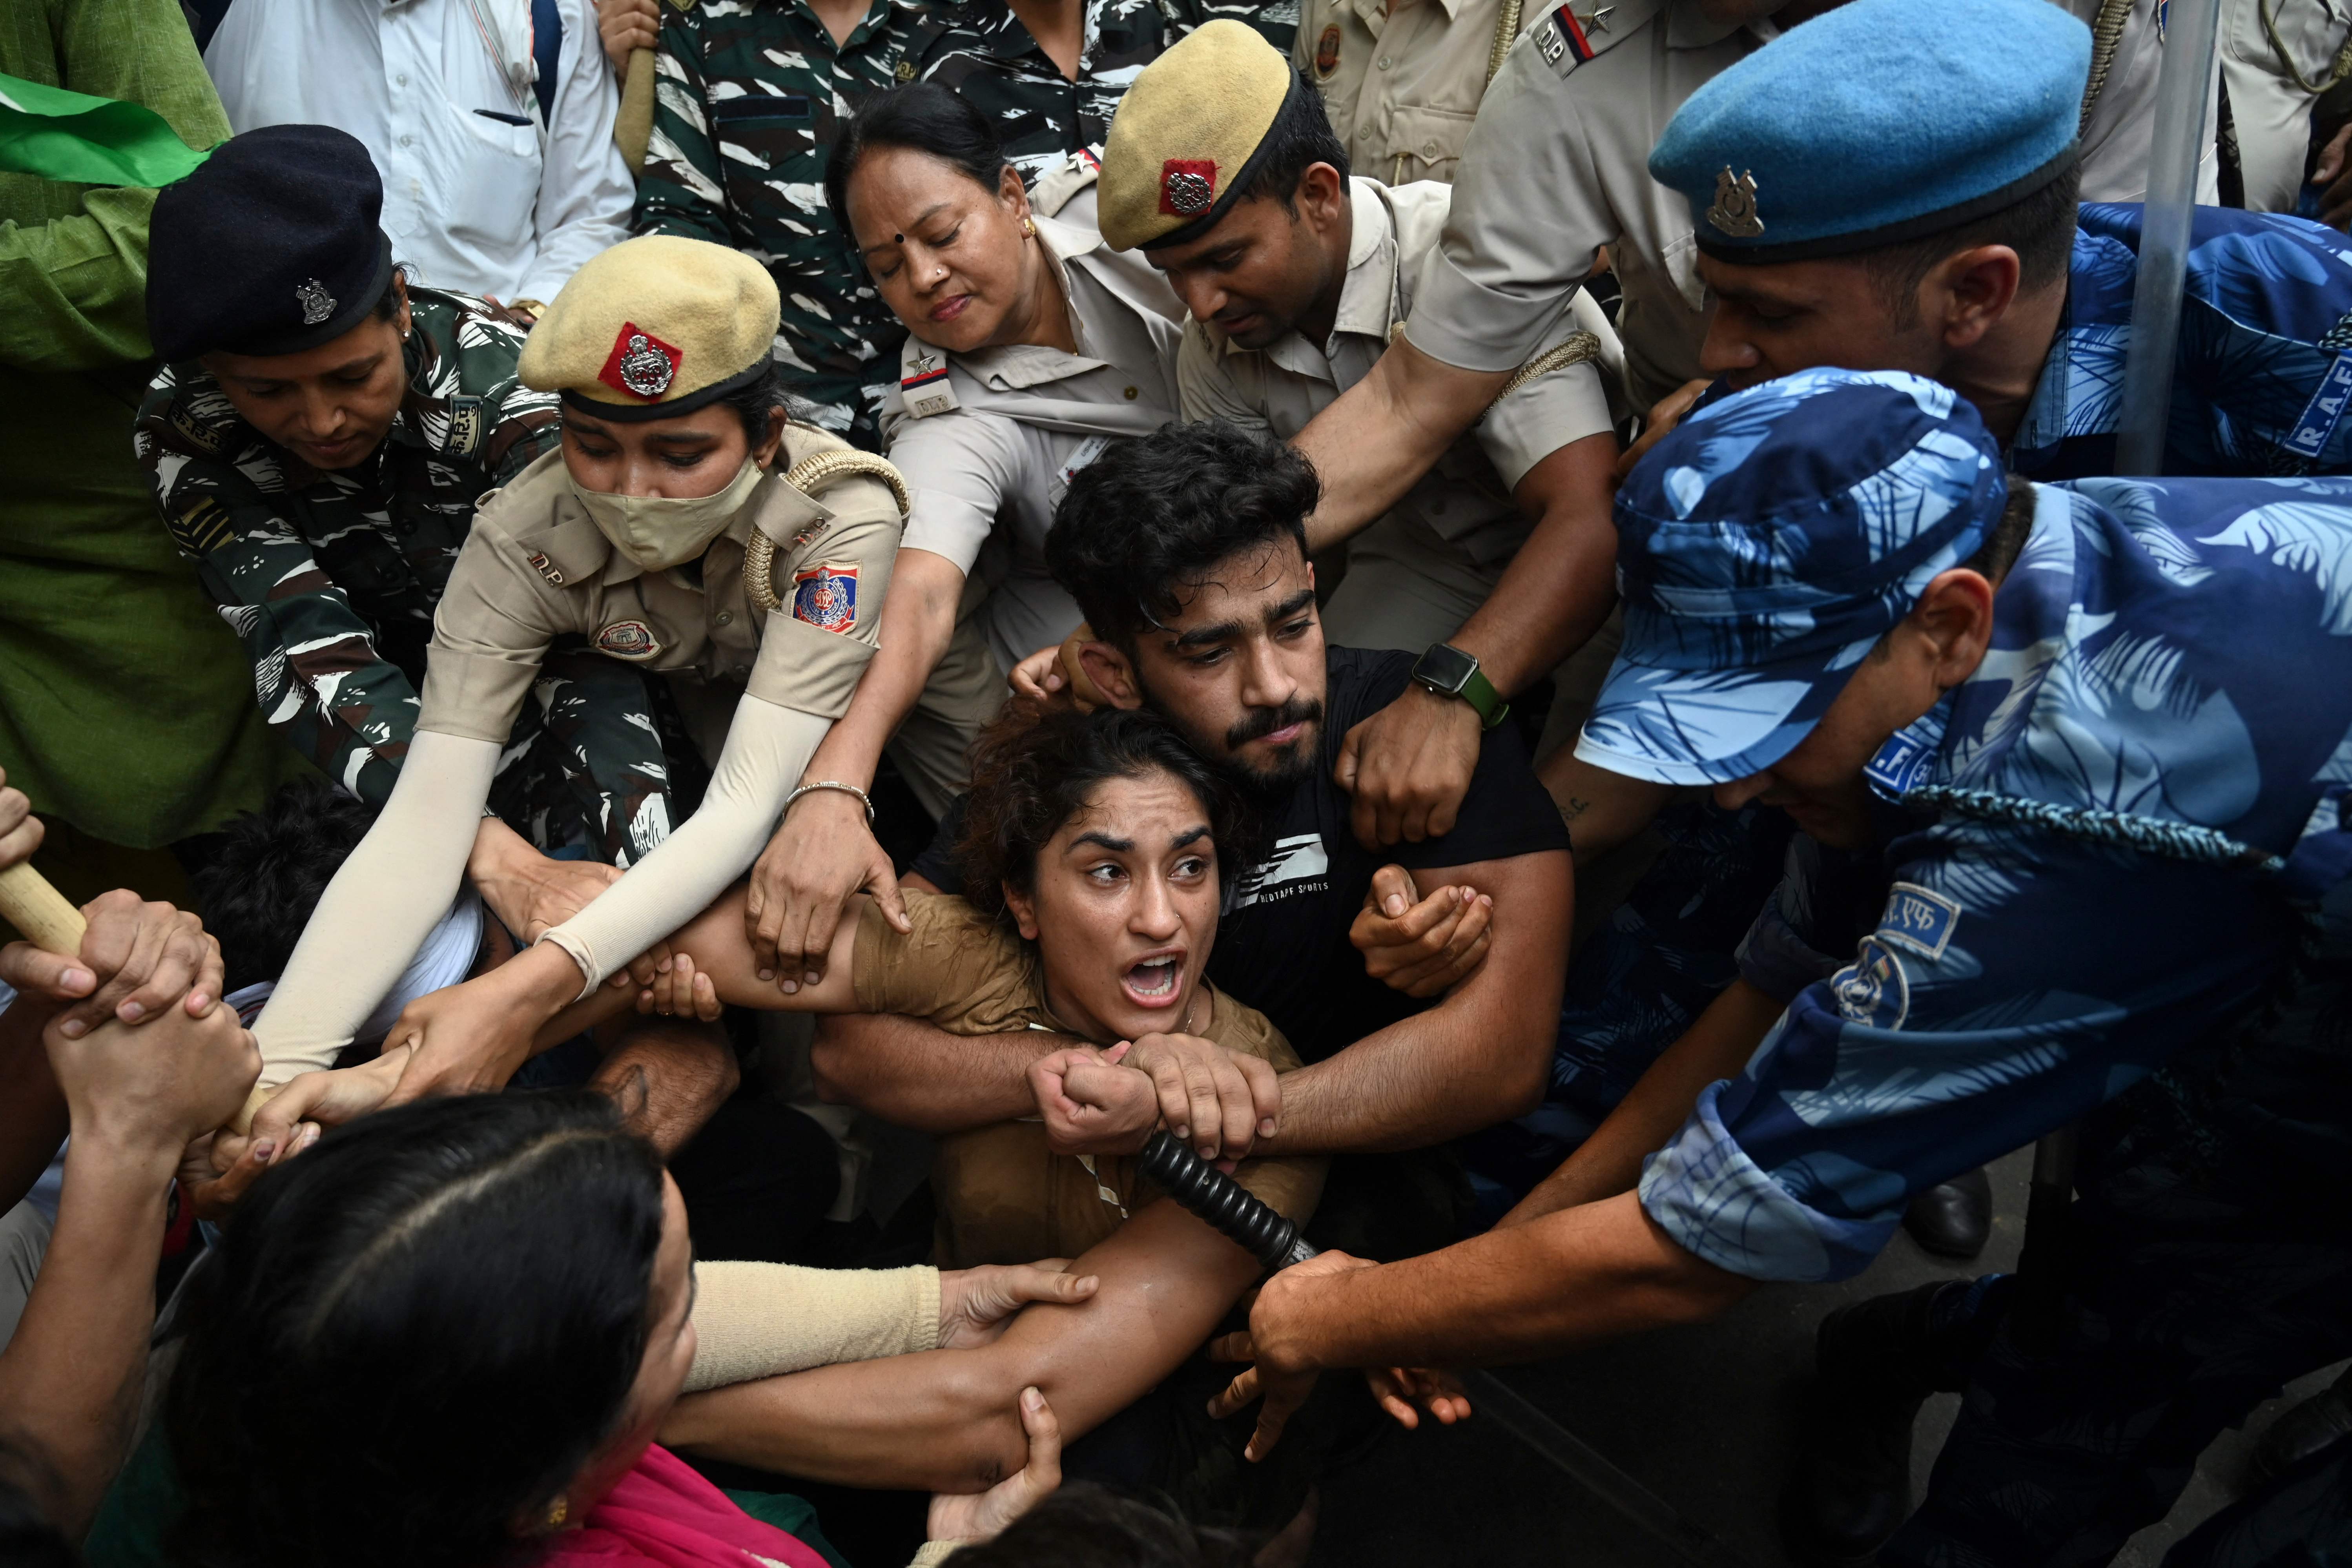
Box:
[792,562,859,633]
[1877,882,1961,963]
[447,396,486,458]
[594,620,663,660]
[1707,168,1765,239]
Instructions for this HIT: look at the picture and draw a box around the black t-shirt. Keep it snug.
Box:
[912,647,1571,1062]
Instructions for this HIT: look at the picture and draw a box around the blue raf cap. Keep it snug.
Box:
[1649,0,2089,264]
[1575,368,2004,786]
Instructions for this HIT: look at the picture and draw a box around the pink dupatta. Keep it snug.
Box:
[540,1444,832,1568]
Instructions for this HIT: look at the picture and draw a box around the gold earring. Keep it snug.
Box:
[1021,217,1036,237]
[546,1498,568,1529]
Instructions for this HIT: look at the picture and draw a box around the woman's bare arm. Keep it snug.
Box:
[536,884,866,1048]
[658,1199,1262,1491]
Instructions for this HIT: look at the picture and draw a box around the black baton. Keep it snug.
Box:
[1137,1130,1754,1568]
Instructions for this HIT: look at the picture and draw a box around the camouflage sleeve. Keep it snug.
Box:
[631,9,734,246]
[142,435,420,807]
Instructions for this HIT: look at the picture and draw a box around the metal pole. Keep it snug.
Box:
[2112,0,2224,475]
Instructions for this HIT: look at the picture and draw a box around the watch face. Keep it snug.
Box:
[1413,643,1477,695]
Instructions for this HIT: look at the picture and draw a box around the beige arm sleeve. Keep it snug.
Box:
[537,695,830,995]
[249,729,500,1088]
[684,1262,943,1393]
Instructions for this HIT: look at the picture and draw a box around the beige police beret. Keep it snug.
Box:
[1099,20,1300,253]
[519,234,780,419]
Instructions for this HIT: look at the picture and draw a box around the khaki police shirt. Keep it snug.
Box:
[853,892,1328,1269]
[1295,0,1534,187]
[416,425,904,743]
[1411,0,1772,412]
[1182,177,1614,568]
[880,161,1187,673]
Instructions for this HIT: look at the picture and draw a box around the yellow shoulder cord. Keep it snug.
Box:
[1487,0,1527,90]
[744,450,913,617]
[2077,0,2133,133]
[2259,0,2352,97]
[1385,322,1607,412]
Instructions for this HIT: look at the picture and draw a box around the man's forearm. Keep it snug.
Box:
[591,1015,740,1159]
[1449,434,1619,697]
[1497,979,1786,1228]
[662,1200,1260,1490]
[1264,1191,1752,1374]
[1294,340,1512,554]
[1261,851,1572,1156]
[0,1138,175,1537]
[809,1013,1069,1132]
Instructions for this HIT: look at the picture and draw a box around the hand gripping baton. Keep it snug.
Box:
[1136,1130,1752,1568]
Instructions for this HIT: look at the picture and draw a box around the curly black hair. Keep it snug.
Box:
[1044,420,1319,652]
[167,1092,665,1568]
[955,705,1264,933]
[188,779,379,994]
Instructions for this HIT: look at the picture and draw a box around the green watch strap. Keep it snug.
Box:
[1458,663,1509,730]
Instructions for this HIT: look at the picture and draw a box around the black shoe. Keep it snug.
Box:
[1779,1283,1955,1568]
[1903,1166,1993,1259]
[2245,1370,2352,1495]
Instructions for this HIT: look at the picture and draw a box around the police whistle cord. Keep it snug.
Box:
[1136,1131,1756,1568]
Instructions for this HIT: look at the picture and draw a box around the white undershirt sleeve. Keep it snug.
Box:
[250,729,500,1088]
[536,694,830,995]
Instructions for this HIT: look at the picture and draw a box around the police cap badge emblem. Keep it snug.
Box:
[1159,160,1216,217]
[1707,167,1765,238]
[295,278,337,326]
[598,321,684,401]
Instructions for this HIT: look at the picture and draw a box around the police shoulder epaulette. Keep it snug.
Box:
[897,341,958,419]
[1030,147,1102,219]
[1530,2,1623,78]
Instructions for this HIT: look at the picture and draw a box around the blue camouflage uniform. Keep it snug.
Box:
[2013,202,2352,480]
[1574,368,2352,1284]
[1582,368,2352,1566]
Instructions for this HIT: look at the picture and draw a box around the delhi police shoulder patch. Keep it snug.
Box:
[791,561,859,633]
[594,619,663,660]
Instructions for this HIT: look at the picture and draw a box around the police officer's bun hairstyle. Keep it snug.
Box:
[1046,419,1318,653]
[957,705,1264,935]
[1230,67,1349,211]
[824,83,1014,237]
[167,1092,666,1568]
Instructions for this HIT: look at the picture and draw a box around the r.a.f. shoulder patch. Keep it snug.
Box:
[791,562,859,633]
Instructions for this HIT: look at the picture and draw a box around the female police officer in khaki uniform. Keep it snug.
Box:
[246,234,909,1116]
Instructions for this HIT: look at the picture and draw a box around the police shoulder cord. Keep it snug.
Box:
[744,449,912,617]
[1897,784,2287,875]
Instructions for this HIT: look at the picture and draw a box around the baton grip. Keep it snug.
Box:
[0,861,85,956]
[1136,1129,1317,1272]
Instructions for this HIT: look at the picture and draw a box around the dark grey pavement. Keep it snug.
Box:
[1308,1147,2344,1567]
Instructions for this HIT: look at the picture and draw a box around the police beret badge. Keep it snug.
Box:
[1159,160,1217,217]
[1707,167,1764,238]
[791,562,859,633]
[599,322,684,400]
[295,278,337,326]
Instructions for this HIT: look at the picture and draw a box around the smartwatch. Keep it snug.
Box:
[1410,643,1508,730]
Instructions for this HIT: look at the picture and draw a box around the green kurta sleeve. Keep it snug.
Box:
[0,0,311,847]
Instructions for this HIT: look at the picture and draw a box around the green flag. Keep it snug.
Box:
[0,70,209,188]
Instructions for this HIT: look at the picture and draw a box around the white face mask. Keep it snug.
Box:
[569,457,768,573]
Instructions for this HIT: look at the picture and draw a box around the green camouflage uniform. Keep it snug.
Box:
[633,0,932,451]
[904,0,1296,186]
[135,288,700,867]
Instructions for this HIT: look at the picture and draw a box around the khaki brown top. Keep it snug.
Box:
[419,426,906,742]
[1099,20,1301,253]
[517,234,782,419]
[854,891,1327,1269]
